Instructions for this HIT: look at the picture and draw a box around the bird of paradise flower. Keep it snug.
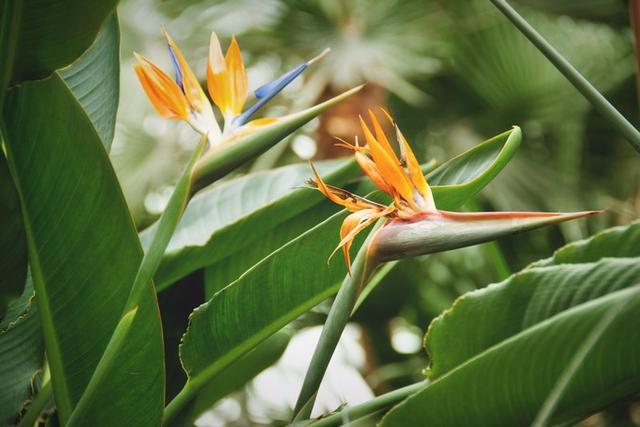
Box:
[308,110,598,272]
[134,29,329,145]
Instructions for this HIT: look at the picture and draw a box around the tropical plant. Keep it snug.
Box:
[1,0,639,427]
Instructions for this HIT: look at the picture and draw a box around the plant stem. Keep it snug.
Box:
[310,381,427,427]
[488,0,640,154]
[292,222,384,421]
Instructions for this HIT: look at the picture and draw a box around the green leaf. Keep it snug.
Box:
[0,152,27,316]
[3,0,118,82]
[66,306,139,427]
[531,220,640,267]
[2,72,163,425]
[427,126,521,210]
[145,159,358,290]
[165,212,351,425]
[167,330,291,427]
[58,14,120,151]
[191,85,363,191]
[0,275,43,427]
[0,12,120,317]
[381,223,640,426]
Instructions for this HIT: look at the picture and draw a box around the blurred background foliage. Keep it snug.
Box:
[113,0,640,424]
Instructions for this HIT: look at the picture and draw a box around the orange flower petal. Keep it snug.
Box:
[207,32,229,115]
[335,138,393,194]
[162,30,209,113]
[368,110,397,160]
[360,117,415,207]
[332,209,380,273]
[308,163,385,212]
[225,36,248,117]
[395,125,431,201]
[331,204,395,273]
[134,54,188,120]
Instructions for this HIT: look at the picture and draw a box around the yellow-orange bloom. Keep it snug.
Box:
[308,110,435,271]
[207,33,249,124]
[134,30,220,139]
[135,30,328,145]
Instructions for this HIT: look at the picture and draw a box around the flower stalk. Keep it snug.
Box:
[293,220,384,421]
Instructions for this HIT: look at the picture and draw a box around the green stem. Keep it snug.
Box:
[18,382,53,427]
[488,0,640,153]
[310,381,427,427]
[292,221,384,421]
[125,135,206,310]
[163,382,196,426]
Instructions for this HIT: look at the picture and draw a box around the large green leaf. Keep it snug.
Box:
[381,222,640,426]
[164,211,350,425]
[0,13,120,318]
[0,274,43,426]
[58,14,120,151]
[0,152,27,316]
[168,127,524,420]
[531,220,640,267]
[169,330,291,426]
[2,0,118,82]
[2,72,163,425]
[144,159,359,290]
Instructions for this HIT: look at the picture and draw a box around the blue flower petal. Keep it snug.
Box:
[233,63,308,127]
[167,43,184,91]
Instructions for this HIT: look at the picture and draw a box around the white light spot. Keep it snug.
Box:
[390,318,423,355]
[292,134,317,160]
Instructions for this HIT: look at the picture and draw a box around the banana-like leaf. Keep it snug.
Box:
[191,85,363,191]
[381,223,640,426]
[144,159,358,290]
[170,128,524,420]
[167,330,291,427]
[531,220,640,267]
[0,152,26,316]
[2,0,118,82]
[2,72,163,426]
[164,212,349,425]
[0,14,120,317]
[57,15,120,151]
[0,275,43,426]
